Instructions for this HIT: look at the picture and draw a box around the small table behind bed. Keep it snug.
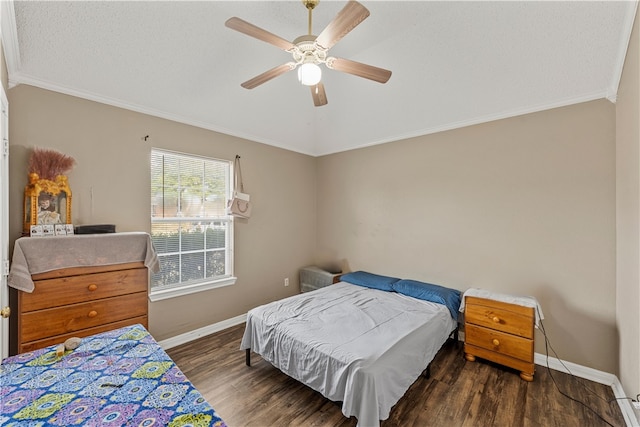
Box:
[0,324,227,426]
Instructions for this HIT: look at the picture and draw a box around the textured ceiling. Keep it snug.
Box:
[2,1,637,156]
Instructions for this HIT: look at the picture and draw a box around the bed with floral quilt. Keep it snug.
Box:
[0,324,227,427]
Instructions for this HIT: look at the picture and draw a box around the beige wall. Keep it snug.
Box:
[4,51,629,377]
[616,7,640,397]
[7,85,317,341]
[317,100,617,373]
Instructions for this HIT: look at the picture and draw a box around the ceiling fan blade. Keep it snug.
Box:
[241,63,296,89]
[225,17,296,52]
[327,57,392,84]
[311,83,328,107]
[315,1,370,50]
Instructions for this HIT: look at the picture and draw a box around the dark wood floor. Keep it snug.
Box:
[166,324,626,427]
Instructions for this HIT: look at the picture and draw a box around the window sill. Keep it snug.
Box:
[148,276,237,302]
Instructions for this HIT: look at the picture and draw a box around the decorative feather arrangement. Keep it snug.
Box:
[28,148,76,180]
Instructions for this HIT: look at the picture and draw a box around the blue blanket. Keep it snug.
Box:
[0,324,227,426]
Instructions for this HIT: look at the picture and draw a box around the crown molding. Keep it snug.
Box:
[12,73,318,157]
[607,1,639,105]
[315,91,611,157]
[1,0,21,87]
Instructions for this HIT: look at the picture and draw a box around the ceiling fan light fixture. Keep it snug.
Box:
[226,0,389,106]
[298,63,322,86]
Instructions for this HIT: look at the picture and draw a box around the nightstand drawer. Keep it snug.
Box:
[464,296,534,339]
[465,323,533,362]
[464,344,534,375]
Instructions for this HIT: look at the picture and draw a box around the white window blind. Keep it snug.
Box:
[150,149,234,297]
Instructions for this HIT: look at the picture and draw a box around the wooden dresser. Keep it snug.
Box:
[463,296,535,381]
[17,262,149,353]
[8,232,158,354]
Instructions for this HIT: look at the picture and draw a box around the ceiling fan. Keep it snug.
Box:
[225,0,392,107]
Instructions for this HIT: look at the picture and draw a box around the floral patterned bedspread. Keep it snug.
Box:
[0,324,227,426]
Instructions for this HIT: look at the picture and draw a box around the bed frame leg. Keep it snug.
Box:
[245,349,251,367]
[422,364,431,379]
[453,328,459,344]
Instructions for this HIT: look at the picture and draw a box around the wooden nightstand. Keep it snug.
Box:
[463,296,535,381]
[299,266,342,293]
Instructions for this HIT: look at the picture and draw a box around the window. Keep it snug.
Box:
[149,149,235,301]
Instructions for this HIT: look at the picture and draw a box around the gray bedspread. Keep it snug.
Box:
[241,282,456,427]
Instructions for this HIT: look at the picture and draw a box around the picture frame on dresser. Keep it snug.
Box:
[23,175,72,235]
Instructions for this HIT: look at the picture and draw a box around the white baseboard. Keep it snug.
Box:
[613,377,640,427]
[458,334,636,426]
[157,313,247,350]
[534,352,617,385]
[158,316,638,427]
[534,353,639,427]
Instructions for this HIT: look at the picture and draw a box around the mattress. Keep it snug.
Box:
[0,324,227,426]
[241,281,457,427]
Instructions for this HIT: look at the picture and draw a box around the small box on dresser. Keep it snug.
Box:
[463,296,535,381]
[299,266,342,293]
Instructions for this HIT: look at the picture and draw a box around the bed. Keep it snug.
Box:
[241,271,461,427]
[0,324,227,427]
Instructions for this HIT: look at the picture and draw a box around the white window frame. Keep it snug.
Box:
[149,148,236,302]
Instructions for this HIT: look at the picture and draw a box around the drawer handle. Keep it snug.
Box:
[492,338,500,346]
[492,316,500,323]
[88,284,98,291]
[88,310,98,318]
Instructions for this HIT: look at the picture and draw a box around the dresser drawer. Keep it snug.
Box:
[20,268,148,312]
[465,323,533,362]
[464,296,534,339]
[19,292,148,343]
[19,316,148,353]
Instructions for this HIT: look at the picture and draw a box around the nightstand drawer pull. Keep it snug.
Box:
[88,284,98,291]
[88,310,98,318]
[492,315,500,323]
[492,338,500,346]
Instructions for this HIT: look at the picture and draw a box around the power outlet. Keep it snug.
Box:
[633,401,640,410]
[284,278,289,287]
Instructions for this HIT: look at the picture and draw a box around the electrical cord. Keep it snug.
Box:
[535,307,622,427]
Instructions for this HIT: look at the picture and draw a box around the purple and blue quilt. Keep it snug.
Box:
[0,324,227,426]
